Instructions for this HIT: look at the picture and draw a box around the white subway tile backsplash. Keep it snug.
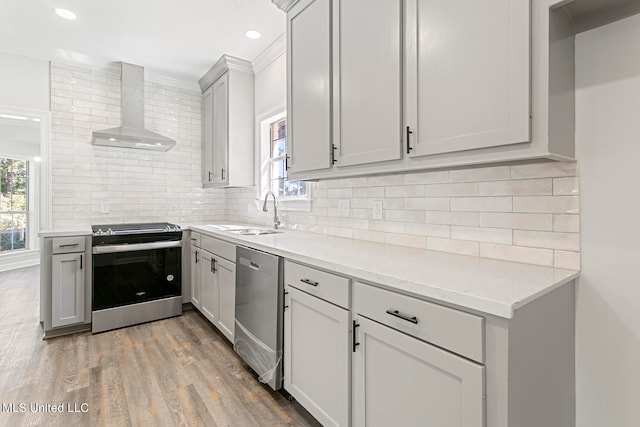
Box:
[479,178,552,196]
[403,170,449,184]
[426,182,479,197]
[428,211,480,227]
[480,212,553,231]
[513,230,580,251]
[553,214,580,233]
[554,251,580,270]
[553,177,579,195]
[449,165,511,182]
[451,226,513,245]
[427,237,480,256]
[513,196,579,214]
[386,233,426,249]
[480,243,554,266]
[50,62,225,227]
[450,197,512,212]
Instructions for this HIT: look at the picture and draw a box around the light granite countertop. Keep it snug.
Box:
[186,223,579,319]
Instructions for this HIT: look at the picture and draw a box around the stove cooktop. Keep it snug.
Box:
[92,222,181,236]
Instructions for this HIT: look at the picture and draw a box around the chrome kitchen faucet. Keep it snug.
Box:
[262,191,281,230]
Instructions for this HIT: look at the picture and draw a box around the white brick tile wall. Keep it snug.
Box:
[227,161,580,269]
[50,62,225,227]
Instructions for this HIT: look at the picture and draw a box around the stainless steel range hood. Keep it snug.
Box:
[91,62,176,151]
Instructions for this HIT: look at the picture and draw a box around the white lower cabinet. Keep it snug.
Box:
[189,234,236,342]
[284,285,350,427]
[190,246,202,310]
[200,250,219,325]
[51,252,85,328]
[352,281,485,427]
[352,315,484,427]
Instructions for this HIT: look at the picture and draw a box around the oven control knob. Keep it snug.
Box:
[96,229,103,235]
[107,228,114,235]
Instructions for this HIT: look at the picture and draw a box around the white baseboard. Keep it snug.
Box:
[0,250,40,272]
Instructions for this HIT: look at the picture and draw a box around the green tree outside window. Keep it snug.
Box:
[0,158,29,253]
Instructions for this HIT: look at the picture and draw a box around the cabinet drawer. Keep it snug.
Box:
[354,282,484,363]
[51,236,86,254]
[189,232,201,248]
[284,261,350,309]
[201,235,235,262]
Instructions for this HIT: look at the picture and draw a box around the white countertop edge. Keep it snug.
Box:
[38,228,92,237]
[185,223,580,319]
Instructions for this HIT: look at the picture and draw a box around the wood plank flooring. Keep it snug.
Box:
[0,266,321,427]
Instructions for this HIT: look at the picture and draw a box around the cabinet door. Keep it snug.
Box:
[353,316,484,427]
[334,0,402,167]
[51,253,85,328]
[287,0,332,173]
[212,73,229,185]
[190,247,202,309]
[216,257,236,342]
[285,286,350,427]
[200,251,219,324]
[405,0,530,156]
[202,86,214,184]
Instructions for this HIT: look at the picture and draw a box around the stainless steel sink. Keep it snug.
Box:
[227,228,283,236]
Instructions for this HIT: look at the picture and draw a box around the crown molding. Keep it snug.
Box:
[197,54,254,92]
[252,34,286,74]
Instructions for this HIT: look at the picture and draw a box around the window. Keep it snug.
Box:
[0,158,29,253]
[265,117,308,201]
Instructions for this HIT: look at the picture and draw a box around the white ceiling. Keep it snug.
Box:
[0,0,285,87]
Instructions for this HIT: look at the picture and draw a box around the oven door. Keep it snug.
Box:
[92,241,182,311]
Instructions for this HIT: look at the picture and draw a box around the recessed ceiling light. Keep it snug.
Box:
[245,30,261,40]
[53,8,77,20]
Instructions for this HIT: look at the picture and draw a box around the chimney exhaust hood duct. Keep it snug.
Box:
[91,62,176,151]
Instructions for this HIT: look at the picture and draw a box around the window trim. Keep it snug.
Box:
[0,105,50,271]
[255,108,311,212]
[0,157,30,253]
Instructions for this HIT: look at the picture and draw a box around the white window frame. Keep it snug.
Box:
[255,109,311,212]
[0,105,50,272]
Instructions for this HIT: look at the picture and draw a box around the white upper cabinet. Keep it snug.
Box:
[287,0,333,173]
[405,0,530,157]
[199,55,255,187]
[333,0,403,167]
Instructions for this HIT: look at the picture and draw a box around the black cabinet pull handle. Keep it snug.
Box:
[300,278,318,287]
[211,258,217,273]
[285,155,290,170]
[208,171,212,182]
[386,309,419,324]
[80,254,83,270]
[352,320,360,352]
[331,144,338,164]
[406,126,413,154]
[195,251,199,263]
[59,243,79,248]
[221,168,225,180]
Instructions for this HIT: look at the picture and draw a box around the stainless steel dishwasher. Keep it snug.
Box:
[234,246,284,390]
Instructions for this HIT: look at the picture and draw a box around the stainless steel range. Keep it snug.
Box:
[91,222,183,333]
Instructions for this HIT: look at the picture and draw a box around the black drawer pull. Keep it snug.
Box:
[59,243,79,248]
[386,309,419,324]
[300,278,318,287]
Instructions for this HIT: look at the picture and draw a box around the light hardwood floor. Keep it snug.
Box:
[0,266,321,427]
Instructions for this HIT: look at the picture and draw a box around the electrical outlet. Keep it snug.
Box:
[338,199,350,217]
[372,200,383,220]
[100,201,109,214]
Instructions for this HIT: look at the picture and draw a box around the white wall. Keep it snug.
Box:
[575,13,640,427]
[49,62,225,227]
[0,51,49,111]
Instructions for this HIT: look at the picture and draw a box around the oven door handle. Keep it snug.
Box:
[92,241,181,254]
